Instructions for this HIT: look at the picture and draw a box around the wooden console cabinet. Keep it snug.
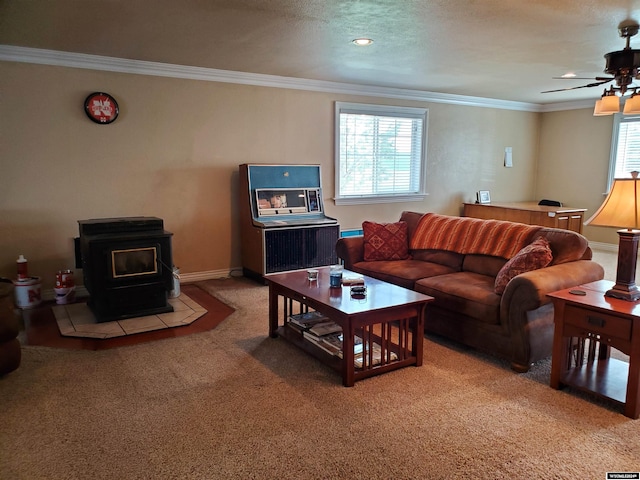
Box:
[463,202,587,233]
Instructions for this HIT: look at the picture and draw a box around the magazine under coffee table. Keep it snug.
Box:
[266,267,434,386]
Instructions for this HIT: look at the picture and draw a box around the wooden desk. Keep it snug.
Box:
[463,202,587,233]
[548,280,640,418]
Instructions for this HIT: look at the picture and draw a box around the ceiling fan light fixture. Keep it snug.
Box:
[623,93,640,114]
[593,99,605,115]
[593,99,612,116]
[594,92,620,116]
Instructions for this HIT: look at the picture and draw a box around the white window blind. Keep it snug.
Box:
[335,102,427,204]
[610,116,640,188]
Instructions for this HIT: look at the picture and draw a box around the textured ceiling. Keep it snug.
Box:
[2,0,640,104]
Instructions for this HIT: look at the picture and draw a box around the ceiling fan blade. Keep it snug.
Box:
[552,77,615,81]
[541,79,613,93]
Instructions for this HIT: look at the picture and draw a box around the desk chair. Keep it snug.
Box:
[538,199,562,207]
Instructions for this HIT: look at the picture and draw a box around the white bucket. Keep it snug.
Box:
[169,267,180,298]
[54,286,76,305]
[14,276,42,309]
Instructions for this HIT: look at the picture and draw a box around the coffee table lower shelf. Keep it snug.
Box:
[276,324,419,385]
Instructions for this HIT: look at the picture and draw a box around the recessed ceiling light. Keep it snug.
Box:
[561,72,577,78]
[352,38,373,46]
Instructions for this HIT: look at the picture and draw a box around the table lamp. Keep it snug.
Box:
[584,171,640,301]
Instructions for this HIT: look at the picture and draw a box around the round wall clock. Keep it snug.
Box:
[84,92,119,124]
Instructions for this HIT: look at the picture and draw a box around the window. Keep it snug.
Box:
[334,102,428,204]
[609,115,640,190]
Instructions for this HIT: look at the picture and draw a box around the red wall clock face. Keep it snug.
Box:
[84,92,119,124]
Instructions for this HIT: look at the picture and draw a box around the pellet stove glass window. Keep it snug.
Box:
[111,247,158,278]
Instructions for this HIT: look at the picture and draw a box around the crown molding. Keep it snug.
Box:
[40,268,240,301]
[539,99,594,112]
[0,44,548,112]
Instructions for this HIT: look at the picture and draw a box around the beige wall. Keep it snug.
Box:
[537,108,617,244]
[3,60,541,288]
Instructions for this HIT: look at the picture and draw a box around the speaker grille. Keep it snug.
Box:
[265,225,339,273]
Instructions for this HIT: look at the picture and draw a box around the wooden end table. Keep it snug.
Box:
[548,280,640,418]
[266,267,433,387]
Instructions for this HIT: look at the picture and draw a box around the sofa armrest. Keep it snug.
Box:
[500,260,605,370]
[501,260,605,311]
[335,236,365,269]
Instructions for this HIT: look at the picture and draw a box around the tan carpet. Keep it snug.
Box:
[1,276,638,479]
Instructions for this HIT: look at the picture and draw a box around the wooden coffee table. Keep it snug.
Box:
[266,266,433,386]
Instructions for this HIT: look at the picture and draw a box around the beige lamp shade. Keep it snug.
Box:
[593,95,620,116]
[624,95,640,115]
[585,172,640,229]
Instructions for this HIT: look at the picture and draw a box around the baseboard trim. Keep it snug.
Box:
[40,267,241,302]
[179,268,243,283]
[39,247,616,302]
[590,242,618,253]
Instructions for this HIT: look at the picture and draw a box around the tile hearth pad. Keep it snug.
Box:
[52,294,207,339]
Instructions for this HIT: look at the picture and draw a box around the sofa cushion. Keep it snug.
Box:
[415,272,501,325]
[494,237,553,294]
[352,260,457,290]
[399,211,426,240]
[410,249,464,270]
[462,254,507,277]
[363,221,410,261]
[537,228,589,265]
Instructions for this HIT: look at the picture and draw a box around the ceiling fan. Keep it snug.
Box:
[542,20,640,96]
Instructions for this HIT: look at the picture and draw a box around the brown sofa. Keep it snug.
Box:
[336,211,605,372]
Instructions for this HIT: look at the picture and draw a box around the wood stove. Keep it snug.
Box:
[78,217,174,322]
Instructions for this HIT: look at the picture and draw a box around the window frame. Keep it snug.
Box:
[334,101,428,205]
[608,114,640,191]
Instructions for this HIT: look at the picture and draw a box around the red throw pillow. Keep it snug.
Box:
[363,221,410,261]
[494,236,553,294]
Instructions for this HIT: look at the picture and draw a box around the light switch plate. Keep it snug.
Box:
[504,147,513,167]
